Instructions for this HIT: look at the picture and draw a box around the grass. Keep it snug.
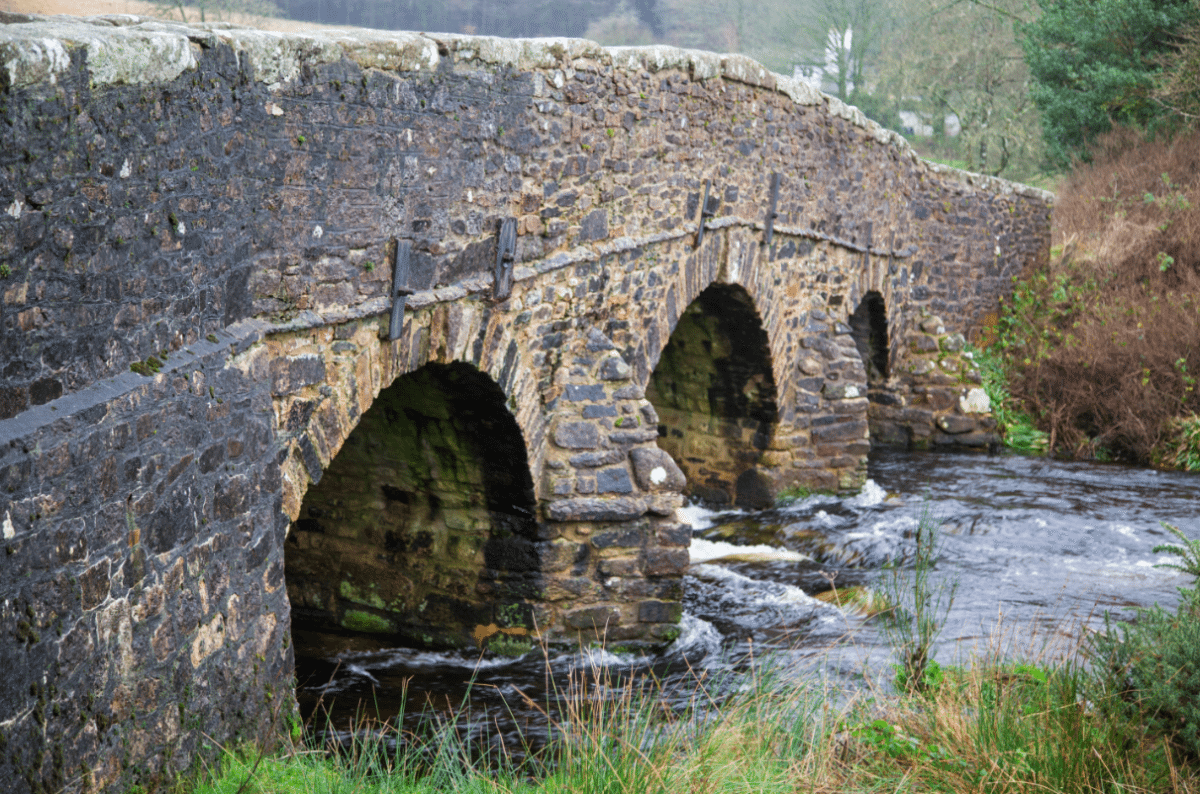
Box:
[180,514,1200,794]
[183,643,1200,794]
[968,343,1049,455]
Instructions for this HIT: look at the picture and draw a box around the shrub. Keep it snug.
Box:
[997,128,1200,461]
[1089,524,1200,763]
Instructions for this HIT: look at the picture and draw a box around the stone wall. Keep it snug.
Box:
[0,13,1052,793]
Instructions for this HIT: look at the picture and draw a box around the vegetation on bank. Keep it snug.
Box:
[178,516,1200,794]
[986,127,1200,466]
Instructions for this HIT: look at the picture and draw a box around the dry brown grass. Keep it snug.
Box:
[1003,128,1200,460]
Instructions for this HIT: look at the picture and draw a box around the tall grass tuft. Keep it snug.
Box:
[877,505,958,693]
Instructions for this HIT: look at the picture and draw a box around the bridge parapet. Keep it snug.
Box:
[0,14,1051,793]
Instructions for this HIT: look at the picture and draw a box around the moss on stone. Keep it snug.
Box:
[340,610,394,634]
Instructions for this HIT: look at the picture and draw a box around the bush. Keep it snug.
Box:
[997,128,1200,461]
[1089,524,1200,763]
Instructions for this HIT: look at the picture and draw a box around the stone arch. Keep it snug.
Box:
[284,359,542,650]
[268,297,552,526]
[645,281,780,508]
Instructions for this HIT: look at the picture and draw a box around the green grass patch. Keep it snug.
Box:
[968,343,1048,454]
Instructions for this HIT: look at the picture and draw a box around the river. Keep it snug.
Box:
[293,449,1200,757]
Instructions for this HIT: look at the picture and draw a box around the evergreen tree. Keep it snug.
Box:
[1020,0,1200,168]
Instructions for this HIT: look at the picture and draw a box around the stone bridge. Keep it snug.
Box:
[0,13,1051,793]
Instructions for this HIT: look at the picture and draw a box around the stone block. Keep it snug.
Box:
[609,428,659,444]
[868,420,909,445]
[546,497,647,522]
[591,526,647,549]
[629,447,687,491]
[564,605,620,629]
[596,466,634,493]
[922,387,958,411]
[565,384,606,401]
[936,414,977,434]
[599,355,632,380]
[940,332,966,352]
[646,494,684,516]
[554,421,600,449]
[271,355,325,396]
[811,419,868,443]
[910,335,938,352]
[799,357,823,375]
[536,540,587,573]
[642,547,690,576]
[823,382,862,400]
[597,557,641,576]
[569,449,624,468]
[920,316,945,333]
[759,450,791,467]
[637,599,683,623]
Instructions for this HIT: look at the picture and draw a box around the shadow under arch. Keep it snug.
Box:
[284,361,541,654]
[850,290,889,386]
[645,282,779,509]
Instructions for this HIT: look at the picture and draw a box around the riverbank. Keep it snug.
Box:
[186,508,1200,794]
[186,639,1200,794]
[988,128,1200,468]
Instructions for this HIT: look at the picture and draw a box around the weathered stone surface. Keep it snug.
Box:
[554,421,601,449]
[642,548,691,576]
[565,385,606,402]
[546,497,647,522]
[568,449,625,468]
[940,332,967,353]
[599,355,632,380]
[936,414,978,434]
[920,316,946,333]
[629,447,687,491]
[638,599,684,623]
[564,605,621,629]
[596,467,634,494]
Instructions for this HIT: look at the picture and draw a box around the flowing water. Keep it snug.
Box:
[293,449,1200,755]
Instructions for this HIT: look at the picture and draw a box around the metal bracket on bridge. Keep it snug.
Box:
[762,172,781,248]
[389,239,414,341]
[862,221,874,270]
[494,217,517,301]
[694,179,716,249]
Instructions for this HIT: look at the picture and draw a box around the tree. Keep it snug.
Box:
[1019,0,1200,168]
[1154,18,1200,123]
[792,0,893,100]
[878,0,1043,179]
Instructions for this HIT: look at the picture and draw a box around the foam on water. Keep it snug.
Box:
[675,502,741,530]
[338,648,521,671]
[691,564,827,607]
[848,478,888,508]
[667,612,723,658]
[689,537,810,564]
[550,646,640,669]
